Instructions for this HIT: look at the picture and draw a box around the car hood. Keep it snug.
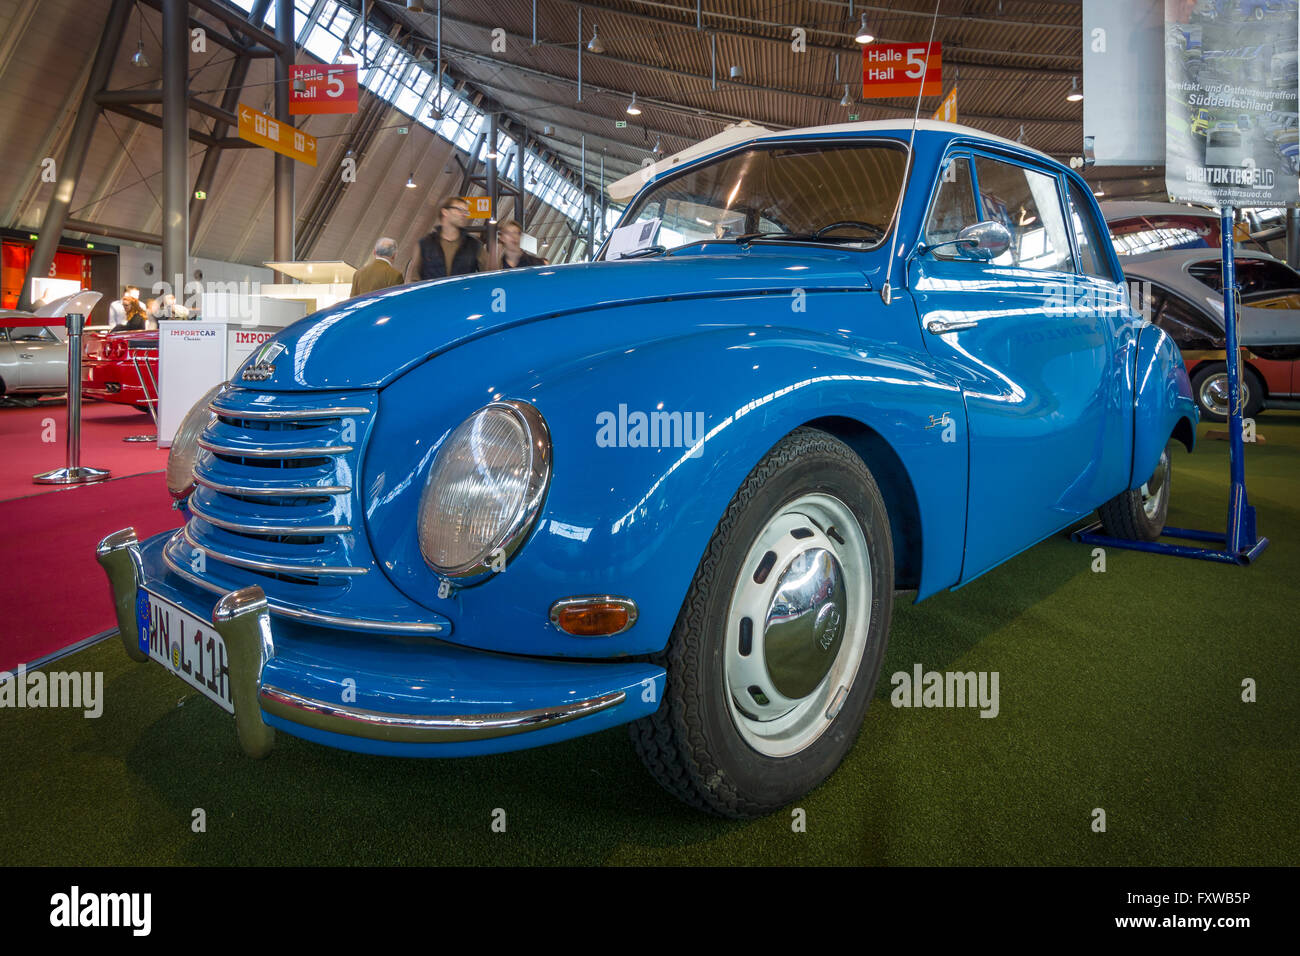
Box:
[239,251,875,390]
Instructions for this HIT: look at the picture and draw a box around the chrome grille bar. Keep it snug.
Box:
[211,403,370,420]
[198,437,353,458]
[188,497,351,536]
[194,472,350,497]
[182,526,366,577]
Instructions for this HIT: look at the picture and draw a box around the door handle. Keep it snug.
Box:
[19,353,33,359]
[925,318,977,334]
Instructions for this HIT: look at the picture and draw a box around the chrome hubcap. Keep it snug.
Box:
[724,493,871,758]
[1140,447,1170,520]
[1199,372,1248,419]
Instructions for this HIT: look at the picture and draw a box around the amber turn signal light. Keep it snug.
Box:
[549,596,638,636]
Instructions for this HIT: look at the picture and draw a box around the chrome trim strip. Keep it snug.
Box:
[161,541,445,634]
[258,686,626,742]
[548,594,640,635]
[211,403,370,420]
[182,525,367,577]
[188,498,351,536]
[194,472,351,497]
[198,437,353,458]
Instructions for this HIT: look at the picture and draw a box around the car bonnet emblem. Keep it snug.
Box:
[241,340,285,381]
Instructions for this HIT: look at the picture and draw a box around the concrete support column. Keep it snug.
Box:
[273,0,295,274]
[18,0,131,310]
[161,0,190,303]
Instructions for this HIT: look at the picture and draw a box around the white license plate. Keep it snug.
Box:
[139,590,234,714]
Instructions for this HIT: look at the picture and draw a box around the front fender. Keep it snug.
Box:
[363,296,967,659]
[1132,324,1198,488]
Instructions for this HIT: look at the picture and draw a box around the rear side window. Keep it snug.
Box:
[972,156,1072,272]
[925,156,977,258]
[1065,181,1114,281]
[1154,290,1223,350]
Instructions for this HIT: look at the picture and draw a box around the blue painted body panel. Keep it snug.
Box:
[120,124,1199,756]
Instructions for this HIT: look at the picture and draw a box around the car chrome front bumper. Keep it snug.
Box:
[96,527,665,759]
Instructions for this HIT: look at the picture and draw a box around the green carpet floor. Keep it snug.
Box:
[2,414,1296,866]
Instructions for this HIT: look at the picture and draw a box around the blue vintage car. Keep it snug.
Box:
[97,120,1197,818]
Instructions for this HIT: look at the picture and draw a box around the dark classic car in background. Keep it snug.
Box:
[97,121,1197,818]
[1122,248,1300,420]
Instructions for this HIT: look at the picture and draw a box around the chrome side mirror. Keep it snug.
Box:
[954,221,1012,260]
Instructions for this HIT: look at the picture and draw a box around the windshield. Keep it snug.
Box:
[604,140,908,258]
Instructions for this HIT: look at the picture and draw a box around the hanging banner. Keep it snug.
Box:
[1164,0,1298,207]
[862,42,942,100]
[237,105,318,166]
[1083,0,1164,165]
[289,63,358,115]
[931,86,958,123]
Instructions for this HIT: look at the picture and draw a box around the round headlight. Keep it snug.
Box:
[418,400,551,579]
[166,383,224,499]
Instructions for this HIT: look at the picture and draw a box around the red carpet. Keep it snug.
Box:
[0,399,168,503]
[0,473,181,671]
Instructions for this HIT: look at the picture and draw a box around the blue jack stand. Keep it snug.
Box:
[1073,206,1269,567]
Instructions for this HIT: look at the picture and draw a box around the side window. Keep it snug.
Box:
[1155,290,1223,350]
[925,155,977,258]
[1065,181,1114,281]
[972,156,1072,272]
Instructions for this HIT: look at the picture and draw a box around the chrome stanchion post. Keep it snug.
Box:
[123,347,158,442]
[34,311,111,484]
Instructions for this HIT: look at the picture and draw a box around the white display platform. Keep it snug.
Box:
[157,309,303,447]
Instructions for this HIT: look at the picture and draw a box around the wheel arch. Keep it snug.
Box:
[805,415,923,591]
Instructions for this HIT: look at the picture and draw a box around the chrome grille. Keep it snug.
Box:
[184,389,375,588]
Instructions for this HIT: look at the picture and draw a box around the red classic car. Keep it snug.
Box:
[83,329,158,411]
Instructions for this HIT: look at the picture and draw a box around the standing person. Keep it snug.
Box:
[411,196,486,280]
[114,294,147,331]
[108,285,139,327]
[496,220,545,270]
[350,238,404,296]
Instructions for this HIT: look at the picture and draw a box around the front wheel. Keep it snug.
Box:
[1096,443,1172,542]
[631,428,894,818]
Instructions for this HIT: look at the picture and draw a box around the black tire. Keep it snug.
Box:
[631,427,894,818]
[1097,442,1172,542]
[1191,362,1264,423]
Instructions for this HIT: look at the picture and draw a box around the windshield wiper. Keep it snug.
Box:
[733,231,817,245]
[617,245,668,259]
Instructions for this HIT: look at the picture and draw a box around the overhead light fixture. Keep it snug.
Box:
[405,174,417,188]
[542,125,555,135]
[131,5,149,68]
[729,64,742,79]
[854,13,875,44]
[406,0,426,11]
[1067,76,1083,102]
[653,135,662,155]
[587,24,605,54]
[1093,189,1105,197]
[626,93,641,115]
[529,172,538,185]
[427,101,442,121]
[337,41,359,65]
[292,77,306,93]
[841,84,852,107]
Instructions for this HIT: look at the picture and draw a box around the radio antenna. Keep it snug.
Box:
[881,0,943,305]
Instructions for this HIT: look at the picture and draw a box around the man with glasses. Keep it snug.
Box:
[411,196,486,280]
